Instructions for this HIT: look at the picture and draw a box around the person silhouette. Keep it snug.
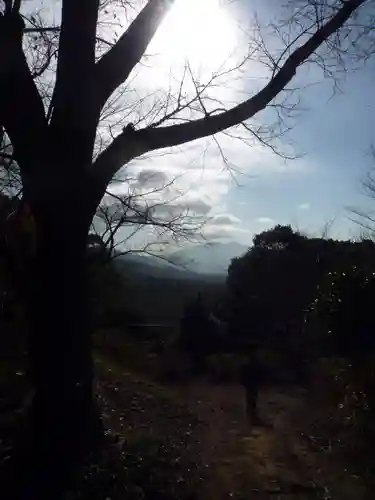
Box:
[240,346,265,427]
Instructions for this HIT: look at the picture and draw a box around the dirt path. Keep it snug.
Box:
[94,355,366,500]
[177,382,323,499]
[179,382,368,500]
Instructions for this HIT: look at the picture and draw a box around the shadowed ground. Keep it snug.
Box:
[0,335,368,499]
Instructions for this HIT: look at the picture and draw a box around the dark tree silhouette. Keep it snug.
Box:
[226,226,316,346]
[0,0,374,482]
[179,293,213,370]
[227,225,375,382]
[225,226,375,486]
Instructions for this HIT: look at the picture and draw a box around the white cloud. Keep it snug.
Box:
[201,211,250,243]
[203,224,250,242]
[298,203,311,210]
[256,217,274,224]
[209,213,241,226]
[176,196,212,215]
[158,194,213,217]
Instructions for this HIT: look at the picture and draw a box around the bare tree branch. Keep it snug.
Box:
[24,25,114,49]
[93,0,366,184]
[93,178,204,259]
[94,0,176,111]
[349,146,375,235]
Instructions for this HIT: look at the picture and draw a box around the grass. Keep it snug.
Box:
[0,328,371,499]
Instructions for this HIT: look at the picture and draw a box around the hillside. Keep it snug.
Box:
[112,253,226,323]
[168,242,248,275]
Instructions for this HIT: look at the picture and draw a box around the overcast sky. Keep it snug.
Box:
[19,0,375,247]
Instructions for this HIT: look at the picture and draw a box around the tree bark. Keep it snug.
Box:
[20,181,103,494]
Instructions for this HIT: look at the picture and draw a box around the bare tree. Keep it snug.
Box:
[1,0,374,487]
[1,135,204,259]
[349,146,375,237]
[0,131,22,197]
[92,180,206,258]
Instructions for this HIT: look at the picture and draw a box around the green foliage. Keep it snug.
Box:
[178,293,232,374]
[304,356,375,488]
[306,247,375,358]
[227,225,375,360]
[88,250,144,329]
[178,294,213,366]
[226,225,328,362]
[251,224,302,250]
[300,244,375,488]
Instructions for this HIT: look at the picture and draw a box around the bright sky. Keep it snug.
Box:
[151,0,238,69]
[120,0,375,247]
[20,0,375,248]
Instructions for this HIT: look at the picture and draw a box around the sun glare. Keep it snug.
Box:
[150,0,237,71]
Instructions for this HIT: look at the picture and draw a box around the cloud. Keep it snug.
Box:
[203,224,250,241]
[108,125,309,247]
[209,213,241,226]
[298,202,311,210]
[202,212,250,243]
[100,101,311,253]
[178,196,212,215]
[256,217,274,224]
[134,169,169,189]
[164,193,213,216]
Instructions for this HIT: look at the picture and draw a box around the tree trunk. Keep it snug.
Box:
[20,190,102,494]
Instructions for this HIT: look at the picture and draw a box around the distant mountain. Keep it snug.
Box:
[113,252,225,282]
[168,242,249,275]
[111,252,226,322]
